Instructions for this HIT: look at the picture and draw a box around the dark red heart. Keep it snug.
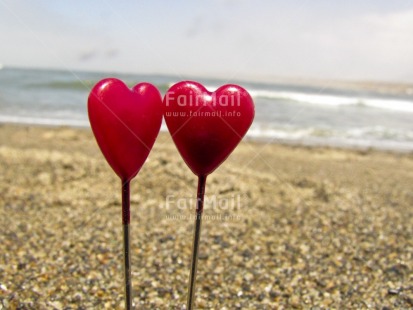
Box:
[163,81,255,176]
[88,78,163,181]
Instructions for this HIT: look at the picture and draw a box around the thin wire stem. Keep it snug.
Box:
[122,180,132,310]
[186,175,207,310]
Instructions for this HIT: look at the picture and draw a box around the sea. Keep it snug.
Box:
[1,67,413,152]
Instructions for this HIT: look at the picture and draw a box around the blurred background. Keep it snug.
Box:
[1,1,413,309]
[1,0,413,150]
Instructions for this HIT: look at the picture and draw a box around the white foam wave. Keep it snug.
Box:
[250,90,413,113]
[247,126,313,140]
[249,124,413,140]
[246,125,413,151]
[167,84,413,113]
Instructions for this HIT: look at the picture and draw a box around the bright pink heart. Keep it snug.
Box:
[163,81,255,176]
[88,78,163,181]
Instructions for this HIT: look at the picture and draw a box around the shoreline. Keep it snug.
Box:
[1,121,412,155]
[2,66,413,156]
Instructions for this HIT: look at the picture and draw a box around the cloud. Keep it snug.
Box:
[77,48,119,62]
[78,50,98,62]
[105,49,119,58]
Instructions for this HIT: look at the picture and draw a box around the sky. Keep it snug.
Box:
[1,0,413,83]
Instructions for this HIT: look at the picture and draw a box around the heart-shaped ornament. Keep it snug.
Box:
[164,81,255,176]
[88,78,163,181]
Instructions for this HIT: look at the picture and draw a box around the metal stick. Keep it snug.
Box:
[186,175,207,310]
[122,180,132,310]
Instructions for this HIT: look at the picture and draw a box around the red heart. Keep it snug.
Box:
[164,81,255,176]
[88,78,163,181]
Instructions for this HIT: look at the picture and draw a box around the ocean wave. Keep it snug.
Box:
[249,90,413,113]
[250,124,413,140]
[26,80,95,91]
[166,83,413,113]
[246,125,413,151]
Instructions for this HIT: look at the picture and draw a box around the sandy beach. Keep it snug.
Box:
[0,124,412,309]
